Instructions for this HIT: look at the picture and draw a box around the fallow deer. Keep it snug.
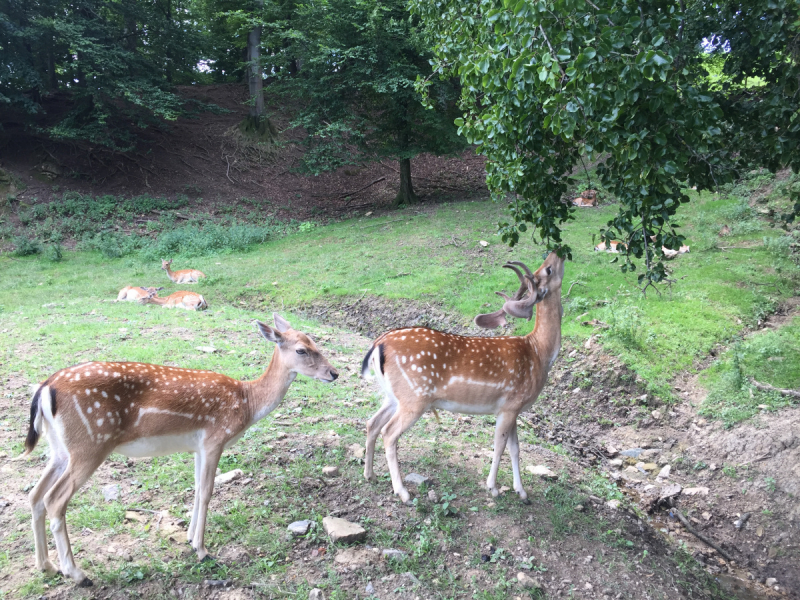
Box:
[361,253,564,504]
[140,290,208,311]
[594,240,627,253]
[116,286,164,302]
[19,314,338,586]
[572,189,598,207]
[162,259,205,284]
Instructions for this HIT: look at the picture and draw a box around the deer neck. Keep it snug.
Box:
[148,296,168,306]
[165,266,177,282]
[242,350,297,424]
[525,287,563,372]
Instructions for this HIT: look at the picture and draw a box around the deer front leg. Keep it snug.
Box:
[487,413,514,497]
[507,421,530,504]
[364,400,396,482]
[190,446,223,561]
[187,451,203,543]
[381,406,425,504]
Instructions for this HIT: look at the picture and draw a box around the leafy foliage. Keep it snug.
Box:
[271,0,465,202]
[412,0,800,285]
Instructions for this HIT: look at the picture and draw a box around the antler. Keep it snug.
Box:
[474,261,539,328]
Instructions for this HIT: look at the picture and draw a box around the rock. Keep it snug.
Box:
[640,463,658,471]
[766,578,777,587]
[348,443,365,460]
[526,465,556,479]
[479,240,489,247]
[605,446,618,457]
[334,547,375,566]
[102,484,120,502]
[427,489,439,503]
[651,410,662,420]
[609,458,623,467]
[402,572,421,586]
[574,505,584,512]
[196,346,216,353]
[404,473,429,485]
[322,516,366,543]
[125,510,149,524]
[683,487,709,496]
[309,589,325,600]
[605,499,621,510]
[620,448,644,458]
[658,484,682,501]
[584,582,593,591]
[322,466,339,477]
[118,549,133,562]
[214,469,243,485]
[382,548,407,561]
[288,520,313,536]
[702,511,712,521]
[657,465,671,479]
[516,572,543,590]
[365,582,374,594]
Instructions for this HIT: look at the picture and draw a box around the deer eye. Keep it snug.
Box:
[546,267,552,275]
[296,349,307,355]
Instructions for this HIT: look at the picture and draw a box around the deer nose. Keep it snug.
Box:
[329,369,339,381]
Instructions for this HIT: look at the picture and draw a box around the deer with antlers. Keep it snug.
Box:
[162,259,206,284]
[116,286,164,302]
[19,314,338,586]
[140,289,208,311]
[361,253,564,504]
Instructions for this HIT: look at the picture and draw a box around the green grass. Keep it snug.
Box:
[699,317,800,426]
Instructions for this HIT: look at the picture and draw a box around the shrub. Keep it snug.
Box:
[45,243,63,262]
[13,236,42,256]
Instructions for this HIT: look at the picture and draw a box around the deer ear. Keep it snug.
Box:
[474,309,508,329]
[273,313,292,333]
[256,320,284,344]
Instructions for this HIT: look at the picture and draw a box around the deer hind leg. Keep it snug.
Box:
[44,453,107,585]
[187,451,202,544]
[381,405,426,504]
[364,399,397,482]
[487,413,515,497]
[189,446,223,561]
[29,454,68,576]
[507,422,530,504]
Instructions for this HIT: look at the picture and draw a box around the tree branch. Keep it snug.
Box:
[539,26,567,80]
[749,378,800,399]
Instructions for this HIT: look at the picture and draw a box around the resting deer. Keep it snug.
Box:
[572,189,598,207]
[594,240,627,253]
[140,290,208,311]
[361,253,564,504]
[116,286,164,302]
[162,259,205,284]
[19,314,338,586]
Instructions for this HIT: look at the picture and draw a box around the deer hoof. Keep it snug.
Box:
[39,560,58,576]
[77,578,94,588]
[200,554,215,563]
[521,497,532,506]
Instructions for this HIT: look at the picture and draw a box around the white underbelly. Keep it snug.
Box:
[432,399,499,415]
[115,430,204,457]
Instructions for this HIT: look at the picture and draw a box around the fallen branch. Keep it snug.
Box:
[672,507,734,562]
[316,177,386,201]
[749,378,800,399]
[347,289,370,309]
[565,281,586,298]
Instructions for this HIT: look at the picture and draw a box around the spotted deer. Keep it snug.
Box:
[116,286,164,302]
[161,259,205,284]
[361,253,564,504]
[18,315,338,586]
[140,290,208,311]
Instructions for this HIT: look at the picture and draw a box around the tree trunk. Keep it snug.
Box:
[394,158,419,205]
[247,0,265,121]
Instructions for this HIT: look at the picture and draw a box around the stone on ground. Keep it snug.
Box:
[214,469,243,485]
[322,516,366,543]
[322,466,340,477]
[517,572,543,590]
[526,465,556,479]
[288,520,312,536]
[404,473,430,485]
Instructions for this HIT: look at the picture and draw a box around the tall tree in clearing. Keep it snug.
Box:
[273,0,465,204]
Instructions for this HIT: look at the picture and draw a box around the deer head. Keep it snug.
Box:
[255,315,339,382]
[474,261,541,329]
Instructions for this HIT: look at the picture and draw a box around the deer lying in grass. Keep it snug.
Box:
[19,314,338,586]
[140,290,208,311]
[162,259,206,284]
[572,189,598,207]
[594,240,627,253]
[116,286,164,302]
[361,253,564,504]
